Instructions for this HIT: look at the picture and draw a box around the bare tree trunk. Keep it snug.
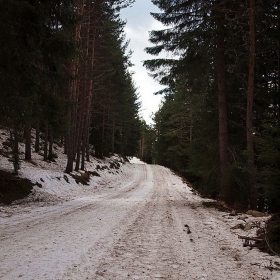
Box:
[12,125,20,174]
[101,107,106,156]
[48,126,53,161]
[278,32,280,120]
[85,109,91,161]
[74,87,85,171]
[65,0,85,173]
[112,118,115,153]
[25,121,32,160]
[81,137,86,170]
[83,2,92,165]
[217,13,229,202]
[189,98,193,144]
[44,123,48,161]
[247,0,257,209]
[35,121,40,152]
[86,0,103,156]
[84,97,91,162]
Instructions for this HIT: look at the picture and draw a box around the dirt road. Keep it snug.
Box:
[0,163,279,279]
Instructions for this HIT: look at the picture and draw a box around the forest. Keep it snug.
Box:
[0,0,280,258]
[141,0,280,213]
[0,0,279,215]
[0,0,141,174]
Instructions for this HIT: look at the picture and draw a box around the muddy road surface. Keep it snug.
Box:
[0,163,278,279]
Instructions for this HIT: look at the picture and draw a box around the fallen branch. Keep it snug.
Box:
[238,236,263,242]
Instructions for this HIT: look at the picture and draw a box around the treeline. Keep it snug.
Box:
[142,0,279,211]
[0,0,141,173]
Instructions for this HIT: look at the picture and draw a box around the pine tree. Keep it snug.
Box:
[145,0,280,208]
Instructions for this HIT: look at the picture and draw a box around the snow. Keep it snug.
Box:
[0,128,280,279]
[129,156,145,164]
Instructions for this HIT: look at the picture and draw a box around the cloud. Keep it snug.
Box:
[121,1,166,124]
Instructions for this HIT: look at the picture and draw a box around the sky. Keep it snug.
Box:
[120,0,165,124]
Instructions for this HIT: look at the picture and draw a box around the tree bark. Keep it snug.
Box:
[12,126,20,174]
[112,118,115,153]
[44,122,48,161]
[65,0,85,173]
[25,121,32,160]
[217,7,229,202]
[35,121,40,153]
[81,138,86,170]
[247,0,257,209]
[48,126,53,160]
[85,117,90,161]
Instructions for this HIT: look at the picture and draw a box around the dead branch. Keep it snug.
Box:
[238,236,263,242]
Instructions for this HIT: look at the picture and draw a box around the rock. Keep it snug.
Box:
[219,200,229,209]
[246,210,267,217]
[243,224,253,231]
[230,223,245,230]
[230,210,237,216]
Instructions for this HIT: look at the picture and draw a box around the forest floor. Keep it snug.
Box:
[0,130,280,279]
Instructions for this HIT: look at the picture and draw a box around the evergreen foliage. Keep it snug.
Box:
[90,2,140,157]
[0,0,140,173]
[144,0,280,211]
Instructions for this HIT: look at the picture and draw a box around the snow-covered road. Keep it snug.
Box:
[0,163,279,279]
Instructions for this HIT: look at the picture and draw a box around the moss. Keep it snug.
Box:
[0,170,34,204]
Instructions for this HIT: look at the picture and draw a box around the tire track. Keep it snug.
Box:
[92,165,189,280]
[0,163,277,280]
[0,164,149,280]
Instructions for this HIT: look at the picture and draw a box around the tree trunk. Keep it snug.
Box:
[65,0,85,172]
[74,104,84,171]
[25,121,32,160]
[86,122,90,161]
[48,126,53,160]
[44,123,48,161]
[35,121,40,152]
[247,0,257,209]
[101,108,106,156]
[112,118,115,153]
[66,140,74,173]
[12,126,20,174]
[75,143,81,171]
[217,13,229,202]
[189,98,193,144]
[81,138,85,170]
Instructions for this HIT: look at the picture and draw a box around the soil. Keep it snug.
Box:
[0,170,33,204]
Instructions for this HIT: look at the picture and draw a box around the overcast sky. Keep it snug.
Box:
[120,0,165,124]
